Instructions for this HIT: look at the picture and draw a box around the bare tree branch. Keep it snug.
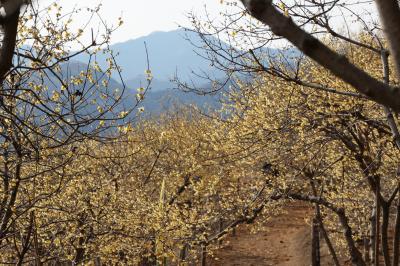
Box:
[0,0,25,22]
[374,0,400,79]
[240,0,400,112]
[0,5,19,85]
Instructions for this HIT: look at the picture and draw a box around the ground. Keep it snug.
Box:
[209,203,337,266]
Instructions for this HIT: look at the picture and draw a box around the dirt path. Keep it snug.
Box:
[209,203,334,266]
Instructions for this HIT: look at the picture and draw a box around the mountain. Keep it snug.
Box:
[133,89,222,116]
[68,29,297,115]
[76,29,224,85]
[43,60,224,116]
[70,29,230,114]
[125,75,175,92]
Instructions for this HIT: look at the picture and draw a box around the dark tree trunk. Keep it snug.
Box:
[201,245,207,266]
[381,202,391,266]
[364,237,370,264]
[317,215,340,266]
[180,243,188,261]
[16,212,34,266]
[218,218,223,246]
[393,194,400,266]
[371,207,377,264]
[0,6,20,86]
[94,257,101,266]
[375,178,381,266]
[311,217,321,266]
[337,208,366,266]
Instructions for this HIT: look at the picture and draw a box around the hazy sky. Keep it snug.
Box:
[49,0,228,44]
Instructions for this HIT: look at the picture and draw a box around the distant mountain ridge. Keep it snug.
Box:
[69,29,297,115]
[70,28,229,114]
[125,75,174,92]
[76,29,223,87]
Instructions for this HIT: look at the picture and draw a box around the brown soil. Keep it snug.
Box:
[209,203,337,266]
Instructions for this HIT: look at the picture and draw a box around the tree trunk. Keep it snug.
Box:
[381,203,391,266]
[218,218,223,246]
[314,204,340,266]
[374,0,400,80]
[16,212,34,266]
[311,218,321,266]
[393,191,400,266]
[179,244,188,261]
[0,5,19,86]
[375,178,381,266]
[337,208,366,266]
[371,208,377,264]
[201,245,207,266]
[318,218,340,266]
[364,237,371,264]
[94,257,101,266]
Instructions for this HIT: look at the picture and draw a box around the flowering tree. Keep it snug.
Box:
[0,1,142,263]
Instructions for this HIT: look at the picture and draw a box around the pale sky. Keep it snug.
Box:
[40,0,378,49]
[47,0,228,44]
